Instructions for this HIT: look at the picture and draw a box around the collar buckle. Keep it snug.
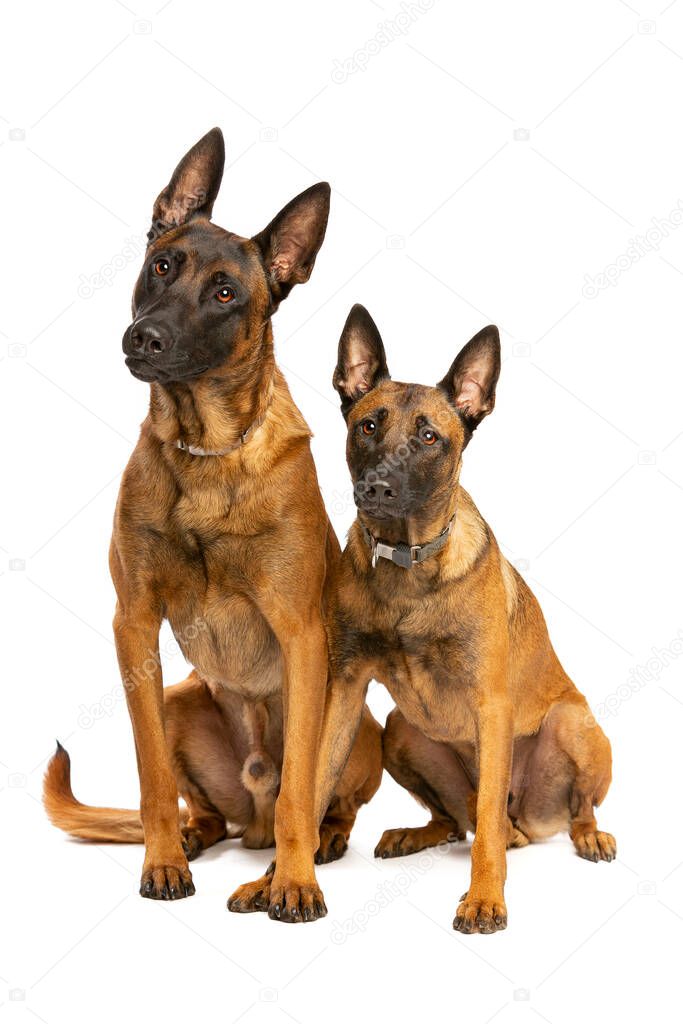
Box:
[361,513,456,571]
[372,540,396,568]
[391,542,415,569]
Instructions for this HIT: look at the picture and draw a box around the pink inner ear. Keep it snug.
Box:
[336,360,371,397]
[270,234,308,282]
[163,194,199,227]
[156,172,210,228]
[455,374,486,411]
[347,361,372,394]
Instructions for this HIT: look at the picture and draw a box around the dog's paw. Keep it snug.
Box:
[506,823,530,849]
[267,876,327,923]
[315,824,348,864]
[573,829,616,863]
[181,827,204,862]
[374,823,463,859]
[453,892,507,934]
[227,863,274,913]
[140,863,195,901]
[375,828,423,859]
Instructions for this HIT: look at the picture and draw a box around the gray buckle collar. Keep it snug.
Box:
[360,513,456,569]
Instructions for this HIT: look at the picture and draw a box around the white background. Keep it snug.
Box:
[2,0,683,1020]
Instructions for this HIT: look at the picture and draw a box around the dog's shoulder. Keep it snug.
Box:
[448,489,521,619]
[110,420,176,572]
[442,488,491,582]
[116,418,175,516]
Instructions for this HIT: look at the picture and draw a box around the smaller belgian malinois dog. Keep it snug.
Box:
[43,131,382,921]
[312,304,615,934]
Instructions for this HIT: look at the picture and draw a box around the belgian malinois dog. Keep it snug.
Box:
[309,304,616,934]
[43,131,382,921]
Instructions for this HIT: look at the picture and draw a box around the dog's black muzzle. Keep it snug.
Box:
[354,471,412,518]
[122,317,201,382]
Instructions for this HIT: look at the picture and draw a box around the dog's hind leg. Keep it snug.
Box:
[316,706,383,864]
[179,786,231,862]
[42,671,239,860]
[165,674,252,860]
[374,709,470,859]
[510,697,616,862]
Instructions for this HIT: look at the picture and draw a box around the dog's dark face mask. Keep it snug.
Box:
[122,128,330,384]
[332,304,501,531]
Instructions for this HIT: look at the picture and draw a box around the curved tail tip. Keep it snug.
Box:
[49,742,71,775]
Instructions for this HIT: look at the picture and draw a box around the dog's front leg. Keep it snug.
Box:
[114,605,193,900]
[265,616,329,921]
[227,661,367,921]
[454,692,513,934]
[227,663,368,921]
[314,672,370,825]
[228,610,330,922]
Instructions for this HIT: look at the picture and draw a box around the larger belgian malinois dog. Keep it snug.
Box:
[308,304,615,934]
[43,131,382,921]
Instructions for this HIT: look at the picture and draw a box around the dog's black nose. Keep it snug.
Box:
[129,320,172,358]
[365,479,397,503]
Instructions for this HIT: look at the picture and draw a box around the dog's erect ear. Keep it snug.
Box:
[438,325,501,436]
[150,127,225,237]
[333,304,390,418]
[253,182,330,304]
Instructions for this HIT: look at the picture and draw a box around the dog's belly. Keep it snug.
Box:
[378,659,477,745]
[167,586,283,699]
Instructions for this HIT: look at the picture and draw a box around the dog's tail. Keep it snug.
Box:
[43,741,188,843]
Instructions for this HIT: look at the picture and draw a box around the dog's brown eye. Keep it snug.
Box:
[361,420,376,436]
[154,258,170,276]
[421,428,438,445]
[216,287,235,304]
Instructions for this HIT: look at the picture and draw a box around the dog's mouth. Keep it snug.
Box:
[353,490,409,520]
[125,356,209,383]
[354,499,407,522]
[358,506,391,520]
